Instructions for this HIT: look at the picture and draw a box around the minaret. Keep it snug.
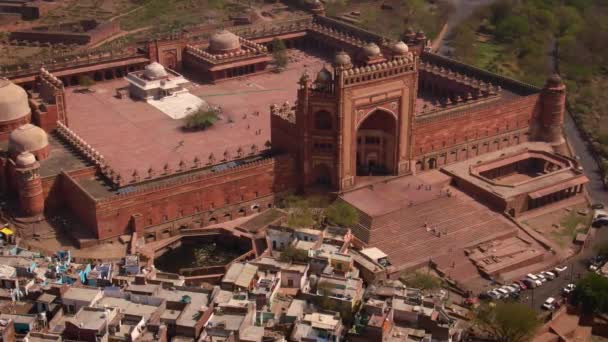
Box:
[540,73,567,154]
[14,152,44,218]
[296,71,312,190]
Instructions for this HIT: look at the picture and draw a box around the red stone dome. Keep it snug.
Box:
[209,30,241,54]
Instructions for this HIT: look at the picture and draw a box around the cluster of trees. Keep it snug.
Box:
[451,0,608,183]
[322,0,450,39]
[473,302,541,342]
[571,272,608,315]
[282,195,359,229]
[271,38,288,72]
[452,0,607,82]
[400,272,441,290]
[183,107,219,131]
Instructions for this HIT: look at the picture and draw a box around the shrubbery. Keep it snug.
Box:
[183,107,219,131]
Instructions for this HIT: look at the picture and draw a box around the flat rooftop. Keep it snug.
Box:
[65,50,326,179]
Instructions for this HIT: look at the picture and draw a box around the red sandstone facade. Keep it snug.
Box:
[0,15,572,245]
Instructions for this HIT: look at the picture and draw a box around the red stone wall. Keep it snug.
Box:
[411,95,540,158]
[58,172,98,232]
[55,155,297,240]
[270,115,298,156]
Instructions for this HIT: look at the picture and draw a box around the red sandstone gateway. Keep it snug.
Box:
[0,15,579,255]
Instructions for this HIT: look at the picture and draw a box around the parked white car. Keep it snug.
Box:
[563,283,576,295]
[542,297,557,310]
[543,271,557,280]
[536,273,548,283]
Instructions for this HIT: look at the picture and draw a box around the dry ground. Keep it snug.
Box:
[522,203,592,252]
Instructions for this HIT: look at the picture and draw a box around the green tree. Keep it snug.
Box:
[278,245,309,263]
[78,75,95,87]
[571,272,608,315]
[400,272,441,290]
[271,38,288,71]
[325,201,358,227]
[285,196,315,228]
[183,107,219,131]
[495,16,530,42]
[474,302,541,342]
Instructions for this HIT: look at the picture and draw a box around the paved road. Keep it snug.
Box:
[516,114,608,311]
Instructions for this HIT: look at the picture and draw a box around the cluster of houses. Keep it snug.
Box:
[0,223,472,342]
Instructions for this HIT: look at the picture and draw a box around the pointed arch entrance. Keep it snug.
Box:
[356,109,398,176]
[312,163,332,187]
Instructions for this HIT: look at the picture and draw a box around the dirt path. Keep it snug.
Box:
[436,0,499,55]
[89,26,152,49]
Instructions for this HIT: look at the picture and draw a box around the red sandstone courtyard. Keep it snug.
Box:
[341,172,550,286]
[65,50,326,177]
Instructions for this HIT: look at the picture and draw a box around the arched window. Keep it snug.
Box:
[315,110,332,130]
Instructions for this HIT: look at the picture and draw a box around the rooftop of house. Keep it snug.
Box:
[222,263,258,288]
[62,287,101,302]
[97,296,159,320]
[66,307,113,331]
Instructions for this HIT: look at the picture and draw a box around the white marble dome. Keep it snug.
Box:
[209,30,241,53]
[143,62,168,79]
[9,124,49,154]
[16,151,36,167]
[392,41,409,54]
[362,42,381,57]
[0,79,31,122]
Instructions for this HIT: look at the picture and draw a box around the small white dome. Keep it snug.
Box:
[316,68,332,83]
[16,151,36,167]
[362,42,381,57]
[143,62,168,79]
[0,79,31,122]
[392,41,409,54]
[209,30,241,53]
[9,124,49,154]
[334,51,352,66]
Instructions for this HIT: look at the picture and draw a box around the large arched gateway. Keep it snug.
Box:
[356,110,398,176]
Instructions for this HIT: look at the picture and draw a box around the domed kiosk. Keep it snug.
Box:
[0,79,31,138]
[392,41,409,55]
[143,62,168,80]
[8,124,50,160]
[333,51,352,69]
[362,43,381,58]
[361,42,384,65]
[208,30,241,54]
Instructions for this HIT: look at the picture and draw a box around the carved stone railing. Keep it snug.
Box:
[340,55,416,86]
[55,121,107,168]
[0,48,142,79]
[184,38,268,64]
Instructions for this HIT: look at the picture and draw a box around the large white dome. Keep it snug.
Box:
[143,62,168,79]
[0,79,31,122]
[9,124,49,154]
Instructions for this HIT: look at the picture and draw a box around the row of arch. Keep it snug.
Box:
[415,131,529,171]
[142,202,273,243]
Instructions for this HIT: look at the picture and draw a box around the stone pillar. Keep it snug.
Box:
[14,152,44,218]
[539,74,567,153]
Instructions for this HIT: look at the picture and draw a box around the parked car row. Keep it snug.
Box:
[481,266,569,301]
